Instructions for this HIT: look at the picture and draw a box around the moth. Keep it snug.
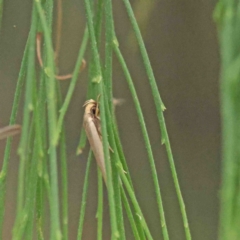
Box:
[83,99,106,182]
[0,124,21,140]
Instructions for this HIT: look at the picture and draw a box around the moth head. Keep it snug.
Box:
[83,99,100,117]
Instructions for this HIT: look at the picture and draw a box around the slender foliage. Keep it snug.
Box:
[0,1,193,239]
[0,35,28,237]
[121,0,191,239]
[60,131,69,240]
[83,0,119,239]
[35,1,62,239]
[113,42,169,240]
[77,151,93,240]
[215,1,240,239]
[97,169,103,240]
[56,27,89,144]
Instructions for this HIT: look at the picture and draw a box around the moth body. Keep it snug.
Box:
[83,100,106,182]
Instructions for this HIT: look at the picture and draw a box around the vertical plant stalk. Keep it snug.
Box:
[55,27,89,144]
[60,129,69,240]
[13,72,44,238]
[113,43,169,240]
[103,1,127,235]
[77,151,92,240]
[35,1,61,239]
[103,95,150,239]
[121,189,141,240]
[76,0,104,156]
[102,93,126,240]
[16,4,37,219]
[122,0,191,239]
[104,0,114,111]
[215,1,240,239]
[76,130,87,155]
[23,72,46,240]
[35,71,48,240]
[36,178,44,240]
[83,0,119,238]
[96,169,103,240]
[55,0,62,64]
[56,81,69,240]
[117,161,153,240]
[0,38,28,237]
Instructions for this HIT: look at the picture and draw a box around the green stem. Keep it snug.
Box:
[117,162,153,240]
[36,179,44,240]
[76,0,104,156]
[112,123,133,189]
[55,27,89,144]
[35,73,48,240]
[77,151,93,240]
[76,129,87,155]
[97,169,103,240]
[16,4,37,218]
[121,188,141,240]
[121,0,191,239]
[83,0,118,238]
[113,43,169,240]
[60,129,69,240]
[0,32,28,237]
[104,0,114,110]
[103,94,147,240]
[35,1,61,239]
[215,2,240,239]
[24,72,45,240]
[56,82,69,240]
[103,92,126,239]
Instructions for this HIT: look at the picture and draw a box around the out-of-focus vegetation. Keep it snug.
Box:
[215,1,240,239]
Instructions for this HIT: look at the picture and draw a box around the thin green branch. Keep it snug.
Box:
[102,81,150,239]
[76,0,104,156]
[121,188,141,240]
[103,94,148,240]
[104,0,114,110]
[55,27,89,144]
[35,1,61,239]
[121,0,191,239]
[77,151,93,240]
[97,169,103,240]
[60,129,69,240]
[36,178,44,240]
[215,2,240,239]
[24,72,45,240]
[113,43,169,240]
[83,0,119,238]
[35,74,48,240]
[103,92,126,240]
[16,4,37,218]
[111,158,125,240]
[13,80,43,238]
[117,162,153,240]
[76,129,87,155]
[0,32,29,237]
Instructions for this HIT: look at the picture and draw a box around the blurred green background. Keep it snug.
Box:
[0,0,220,239]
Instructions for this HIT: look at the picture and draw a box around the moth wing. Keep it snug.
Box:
[84,113,106,182]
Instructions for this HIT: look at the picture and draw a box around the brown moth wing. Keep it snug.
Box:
[0,125,21,140]
[84,112,106,182]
